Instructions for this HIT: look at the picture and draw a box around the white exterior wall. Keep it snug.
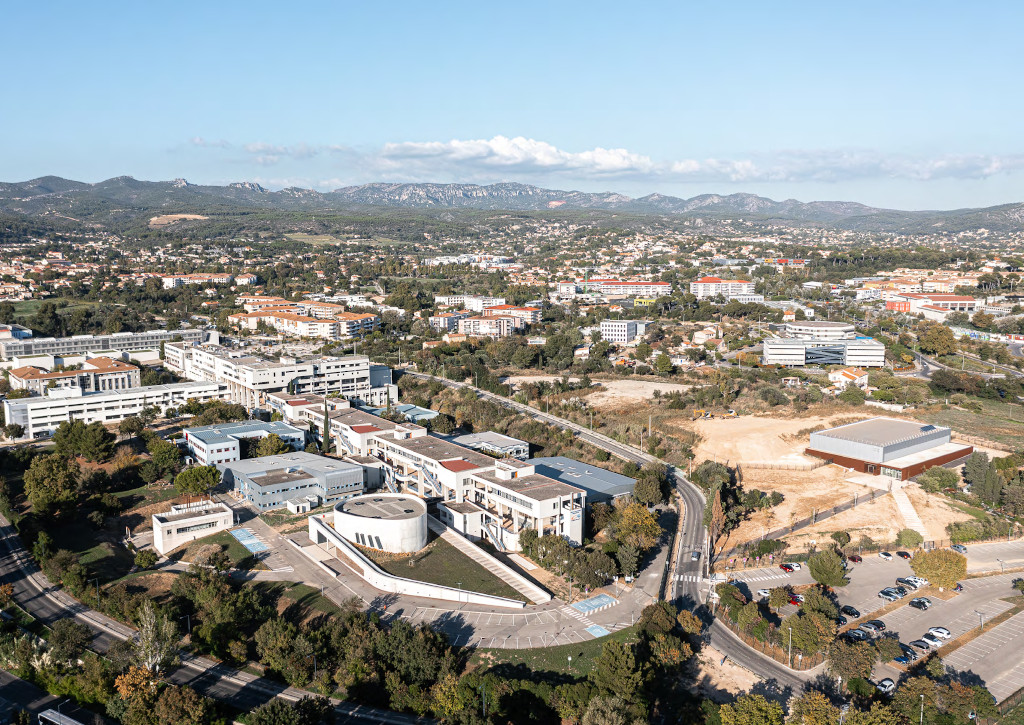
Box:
[599,319,638,344]
[152,502,234,555]
[332,496,428,553]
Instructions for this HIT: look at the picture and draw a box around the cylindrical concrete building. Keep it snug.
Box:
[783,321,855,340]
[333,493,428,553]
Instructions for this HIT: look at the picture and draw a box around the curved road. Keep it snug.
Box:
[402,371,811,691]
[0,516,428,724]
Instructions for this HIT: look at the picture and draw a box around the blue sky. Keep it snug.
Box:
[3,1,1023,209]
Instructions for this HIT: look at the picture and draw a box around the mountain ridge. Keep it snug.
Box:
[0,176,1021,233]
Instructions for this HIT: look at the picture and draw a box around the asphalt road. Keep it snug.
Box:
[402,371,809,690]
[0,516,430,724]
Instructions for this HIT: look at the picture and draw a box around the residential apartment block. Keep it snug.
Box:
[481,305,542,326]
[2,381,229,439]
[457,316,516,338]
[434,295,506,311]
[689,276,756,299]
[428,311,469,332]
[8,356,140,396]
[599,319,638,344]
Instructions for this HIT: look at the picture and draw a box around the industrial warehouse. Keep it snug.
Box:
[805,417,973,480]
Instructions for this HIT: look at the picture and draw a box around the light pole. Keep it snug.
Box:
[567,655,572,671]
[998,558,1005,574]
[920,694,925,725]
[975,610,985,630]
[788,626,793,668]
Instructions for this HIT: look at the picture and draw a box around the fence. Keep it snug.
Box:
[737,459,831,473]
[714,604,825,671]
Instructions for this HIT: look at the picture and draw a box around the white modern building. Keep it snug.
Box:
[457,316,516,338]
[0,328,208,359]
[152,500,235,555]
[182,420,306,465]
[219,452,365,510]
[8,356,141,396]
[330,494,428,553]
[434,295,507,312]
[599,319,638,344]
[449,431,530,459]
[783,321,856,340]
[761,338,886,368]
[689,277,756,299]
[2,381,229,439]
[164,343,396,410]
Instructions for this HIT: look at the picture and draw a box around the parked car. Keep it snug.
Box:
[928,627,951,640]
[780,563,795,573]
[879,590,899,603]
[896,577,920,590]
[922,633,943,648]
[899,644,920,661]
[894,655,911,665]
[951,544,968,554]
[841,605,861,618]
[909,597,932,610]
[893,586,908,598]
[909,639,932,651]
[867,619,887,631]
[908,576,929,587]
[691,551,701,561]
[879,552,894,561]
[789,594,805,605]
[897,551,913,560]
[859,623,881,636]
[848,554,863,563]
[837,615,848,626]
[756,589,772,598]
[876,678,896,695]
[845,629,868,642]
[789,562,802,570]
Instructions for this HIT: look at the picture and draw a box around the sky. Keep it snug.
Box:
[3,1,1024,210]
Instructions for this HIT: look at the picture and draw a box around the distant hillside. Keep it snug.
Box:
[0,176,1022,233]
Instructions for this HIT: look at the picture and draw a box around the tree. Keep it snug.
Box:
[720,694,784,725]
[3,424,24,440]
[49,617,92,663]
[918,323,957,356]
[788,691,839,725]
[255,433,291,457]
[590,640,643,701]
[654,354,674,374]
[153,686,215,725]
[135,550,158,569]
[79,422,115,462]
[582,696,642,725]
[248,696,334,725]
[768,587,791,612]
[972,311,995,330]
[896,528,923,548]
[428,413,456,434]
[827,639,877,684]
[962,451,989,491]
[135,600,178,673]
[174,466,219,497]
[632,477,662,507]
[23,453,81,517]
[911,549,967,589]
[119,416,144,441]
[831,531,851,548]
[918,466,958,493]
[838,386,866,406]
[615,502,661,551]
[808,548,849,588]
[148,440,182,477]
[616,543,639,578]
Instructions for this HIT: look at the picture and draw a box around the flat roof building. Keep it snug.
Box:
[449,431,530,460]
[152,500,234,555]
[218,452,365,510]
[762,337,885,367]
[806,417,972,481]
[182,420,306,466]
[0,328,207,359]
[529,456,636,505]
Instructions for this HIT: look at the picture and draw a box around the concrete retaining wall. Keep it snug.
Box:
[307,515,526,609]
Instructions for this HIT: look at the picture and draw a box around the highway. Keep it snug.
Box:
[0,516,430,724]
[402,371,811,691]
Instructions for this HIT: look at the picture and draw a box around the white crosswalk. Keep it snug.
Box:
[675,574,703,582]
[560,606,594,625]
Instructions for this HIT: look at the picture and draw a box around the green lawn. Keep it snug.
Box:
[911,398,1024,448]
[469,626,638,677]
[12,299,100,320]
[947,499,990,521]
[364,536,524,602]
[248,582,345,617]
[51,517,135,582]
[168,530,257,570]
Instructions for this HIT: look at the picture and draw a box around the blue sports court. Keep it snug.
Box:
[230,528,269,553]
[572,593,616,614]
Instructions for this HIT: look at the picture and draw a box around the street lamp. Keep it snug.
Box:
[997,558,1005,574]
[567,655,572,671]
[788,626,793,668]
[920,694,925,725]
[975,610,985,630]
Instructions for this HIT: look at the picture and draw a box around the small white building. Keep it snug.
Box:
[828,367,869,390]
[599,319,638,344]
[152,500,234,555]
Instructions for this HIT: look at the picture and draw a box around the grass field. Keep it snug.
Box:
[364,536,523,601]
[249,582,344,617]
[169,530,258,570]
[51,516,135,582]
[469,626,638,677]
[911,399,1024,448]
[284,233,344,245]
[12,299,101,319]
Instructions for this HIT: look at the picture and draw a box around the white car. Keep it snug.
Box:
[789,562,802,570]
[876,678,896,696]
[909,576,929,587]
[879,552,894,561]
[757,589,772,598]
[928,627,951,640]
[921,633,944,648]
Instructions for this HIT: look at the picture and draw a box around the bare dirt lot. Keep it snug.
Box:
[681,413,873,467]
[149,213,209,227]
[904,483,974,541]
[724,466,878,549]
[505,375,691,411]
[776,492,904,552]
[693,646,764,702]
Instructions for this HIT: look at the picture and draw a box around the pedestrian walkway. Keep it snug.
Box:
[560,605,595,625]
[427,518,551,603]
[891,488,929,538]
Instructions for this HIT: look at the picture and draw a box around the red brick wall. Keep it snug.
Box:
[805,446,974,479]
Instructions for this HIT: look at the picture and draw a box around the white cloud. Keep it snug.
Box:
[192,134,1024,185]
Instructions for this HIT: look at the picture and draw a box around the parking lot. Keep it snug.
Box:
[942,611,1024,701]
